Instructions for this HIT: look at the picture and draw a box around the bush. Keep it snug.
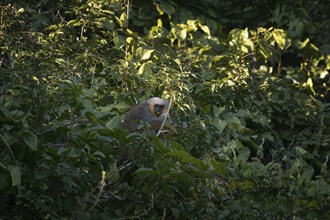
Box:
[1,0,329,219]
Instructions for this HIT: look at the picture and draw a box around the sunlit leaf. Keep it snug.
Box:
[305,77,316,95]
[138,63,153,79]
[200,24,210,35]
[136,47,155,60]
[272,29,290,49]
[187,20,198,32]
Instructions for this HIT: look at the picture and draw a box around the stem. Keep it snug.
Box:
[157,97,172,136]
[0,133,15,162]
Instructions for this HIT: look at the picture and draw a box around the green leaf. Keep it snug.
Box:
[22,132,38,150]
[241,38,254,53]
[103,18,115,30]
[165,150,203,169]
[242,162,267,178]
[0,133,15,162]
[113,31,125,48]
[159,1,176,16]
[177,28,187,41]
[239,181,254,190]
[299,165,314,183]
[201,104,211,114]
[136,47,155,60]
[305,77,316,95]
[211,118,227,134]
[235,146,250,164]
[105,116,122,129]
[298,38,310,49]
[200,24,211,35]
[210,160,226,175]
[137,63,153,79]
[93,151,105,158]
[9,165,21,186]
[272,29,290,49]
[187,20,198,32]
[120,12,127,28]
[213,106,225,117]
[107,162,120,182]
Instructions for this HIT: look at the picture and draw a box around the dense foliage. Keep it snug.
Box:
[1,0,329,219]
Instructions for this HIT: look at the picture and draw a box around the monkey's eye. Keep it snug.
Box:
[154,104,163,109]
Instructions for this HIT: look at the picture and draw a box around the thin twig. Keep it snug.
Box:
[124,0,130,62]
[157,97,172,136]
[87,171,107,212]
[0,133,15,162]
[126,0,130,30]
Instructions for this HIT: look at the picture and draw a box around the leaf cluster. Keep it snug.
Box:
[0,0,329,219]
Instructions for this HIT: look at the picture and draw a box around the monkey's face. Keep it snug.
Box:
[154,104,165,117]
[146,97,169,117]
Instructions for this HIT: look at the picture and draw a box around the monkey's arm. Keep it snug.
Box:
[148,118,177,135]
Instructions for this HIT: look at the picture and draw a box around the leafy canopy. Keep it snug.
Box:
[0,0,329,219]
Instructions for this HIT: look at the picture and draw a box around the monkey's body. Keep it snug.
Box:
[121,103,155,132]
[121,97,177,135]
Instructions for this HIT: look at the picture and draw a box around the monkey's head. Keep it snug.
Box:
[146,97,169,117]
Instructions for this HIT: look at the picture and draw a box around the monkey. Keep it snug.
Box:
[121,97,177,136]
[118,97,177,165]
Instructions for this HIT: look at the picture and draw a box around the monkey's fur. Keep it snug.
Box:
[121,97,177,135]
